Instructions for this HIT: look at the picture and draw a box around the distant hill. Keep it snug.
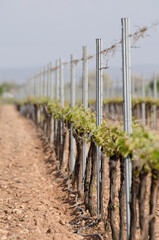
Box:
[0,64,158,85]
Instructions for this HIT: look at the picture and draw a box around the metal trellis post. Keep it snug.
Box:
[59,58,65,164]
[96,39,103,215]
[82,46,88,187]
[142,75,146,125]
[50,62,53,100]
[47,64,49,98]
[56,60,60,101]
[70,54,76,172]
[153,73,157,129]
[50,62,54,144]
[55,60,60,143]
[44,67,47,98]
[59,58,64,107]
[121,17,132,240]
[40,68,43,98]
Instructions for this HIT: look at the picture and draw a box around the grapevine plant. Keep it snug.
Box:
[19,98,159,174]
[48,99,159,173]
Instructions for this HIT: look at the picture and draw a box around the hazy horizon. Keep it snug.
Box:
[0,63,158,85]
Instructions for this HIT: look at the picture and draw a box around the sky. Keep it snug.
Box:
[0,0,159,69]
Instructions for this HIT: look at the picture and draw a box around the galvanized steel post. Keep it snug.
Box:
[47,63,50,98]
[28,78,31,98]
[59,58,65,164]
[37,72,39,98]
[59,58,64,107]
[96,39,103,215]
[34,74,36,97]
[30,76,33,97]
[43,67,47,133]
[50,62,54,144]
[153,73,157,129]
[121,17,132,240]
[31,77,33,97]
[55,60,60,143]
[33,75,35,97]
[37,73,39,97]
[37,71,41,125]
[142,75,146,125]
[56,60,60,101]
[50,62,53,100]
[70,54,76,172]
[43,67,47,98]
[82,46,88,187]
[36,72,39,97]
[39,68,43,98]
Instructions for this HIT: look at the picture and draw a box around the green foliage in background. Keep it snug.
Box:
[148,75,159,92]
[0,81,17,96]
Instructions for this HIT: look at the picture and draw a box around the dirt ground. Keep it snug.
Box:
[0,105,83,240]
